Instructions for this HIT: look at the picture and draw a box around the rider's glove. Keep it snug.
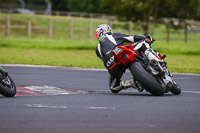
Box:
[145,35,155,44]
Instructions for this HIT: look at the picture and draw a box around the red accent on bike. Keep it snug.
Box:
[109,63,117,69]
[157,53,163,60]
[112,45,139,65]
[146,38,151,42]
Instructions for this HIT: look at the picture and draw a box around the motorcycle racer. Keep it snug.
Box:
[95,24,164,93]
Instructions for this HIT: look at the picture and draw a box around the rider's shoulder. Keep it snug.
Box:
[113,32,123,36]
[112,32,126,38]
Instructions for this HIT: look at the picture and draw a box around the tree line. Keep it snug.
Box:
[0,0,110,13]
[2,0,200,17]
[1,0,200,34]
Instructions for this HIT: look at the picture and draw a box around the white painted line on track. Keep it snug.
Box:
[26,104,116,110]
[182,91,200,94]
[26,104,68,109]
[173,77,194,80]
[0,64,57,68]
[88,106,116,110]
[0,64,107,71]
[172,73,200,76]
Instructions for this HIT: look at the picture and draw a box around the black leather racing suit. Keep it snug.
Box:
[96,32,151,91]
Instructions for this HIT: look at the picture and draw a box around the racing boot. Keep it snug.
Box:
[111,78,136,94]
[111,79,145,93]
[120,78,137,89]
[121,78,145,92]
[110,86,123,94]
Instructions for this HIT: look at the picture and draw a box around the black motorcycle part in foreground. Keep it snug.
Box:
[0,73,16,97]
[130,61,166,96]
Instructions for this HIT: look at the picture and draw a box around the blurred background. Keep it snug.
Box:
[1,0,200,40]
[0,0,200,73]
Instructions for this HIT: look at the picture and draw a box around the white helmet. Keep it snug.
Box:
[96,24,112,40]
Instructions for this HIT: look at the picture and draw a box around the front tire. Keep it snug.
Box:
[130,62,166,96]
[0,75,16,97]
[170,82,181,95]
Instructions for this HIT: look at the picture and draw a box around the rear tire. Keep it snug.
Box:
[0,75,16,97]
[130,62,166,96]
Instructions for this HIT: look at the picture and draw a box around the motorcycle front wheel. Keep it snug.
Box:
[130,61,166,96]
[0,75,16,97]
[170,82,181,95]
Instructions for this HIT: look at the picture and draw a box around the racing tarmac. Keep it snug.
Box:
[0,65,200,133]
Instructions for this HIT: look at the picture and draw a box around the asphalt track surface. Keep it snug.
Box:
[0,64,200,133]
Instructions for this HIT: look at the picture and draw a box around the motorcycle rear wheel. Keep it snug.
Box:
[130,61,166,96]
[0,75,16,97]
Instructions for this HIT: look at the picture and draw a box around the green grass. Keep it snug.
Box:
[0,37,200,55]
[164,54,200,73]
[0,47,199,73]
[0,47,104,68]
[0,37,96,50]
[0,37,199,73]
[152,40,200,55]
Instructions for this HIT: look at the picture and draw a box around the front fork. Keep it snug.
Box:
[0,66,5,72]
[163,68,173,85]
[0,66,7,80]
[162,67,179,93]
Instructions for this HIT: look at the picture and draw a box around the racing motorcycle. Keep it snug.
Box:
[112,44,181,96]
[0,66,16,97]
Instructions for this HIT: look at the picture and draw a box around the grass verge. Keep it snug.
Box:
[0,37,200,55]
[0,37,199,73]
[0,47,104,68]
[0,47,199,73]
